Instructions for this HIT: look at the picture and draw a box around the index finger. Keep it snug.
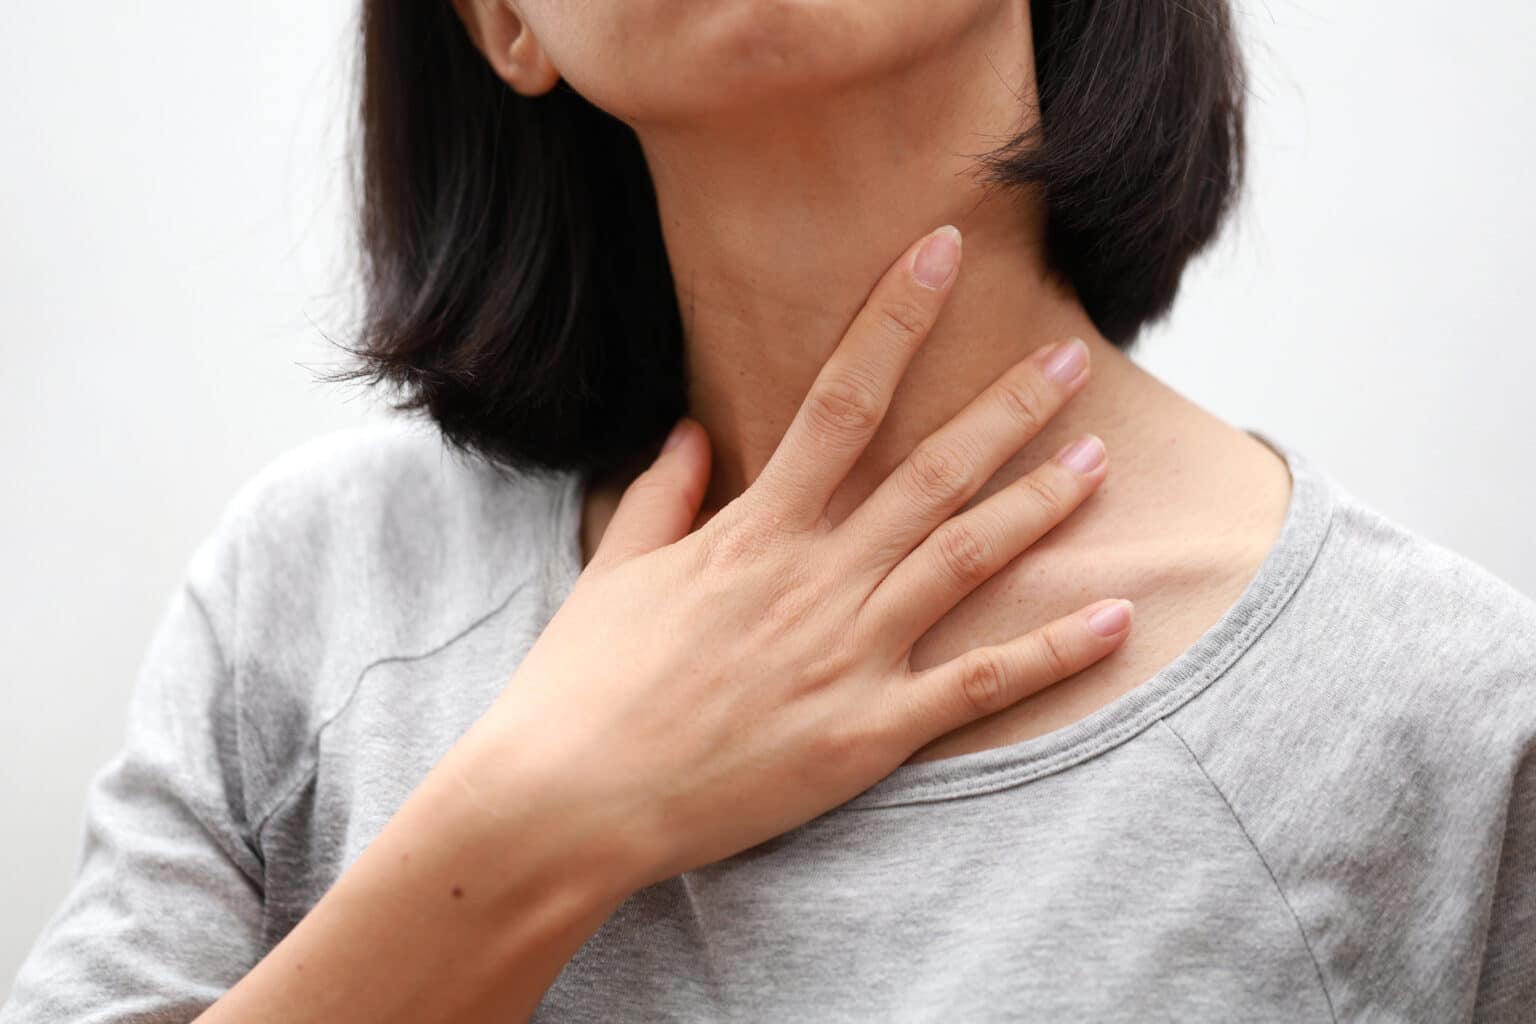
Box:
[750,224,963,528]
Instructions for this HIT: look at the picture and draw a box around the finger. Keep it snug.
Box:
[586,418,712,571]
[890,597,1134,745]
[750,225,963,528]
[863,432,1108,643]
[835,336,1090,577]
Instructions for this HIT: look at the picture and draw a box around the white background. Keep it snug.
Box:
[2,0,1533,990]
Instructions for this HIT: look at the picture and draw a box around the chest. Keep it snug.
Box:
[530,758,1333,1023]
[905,538,1268,763]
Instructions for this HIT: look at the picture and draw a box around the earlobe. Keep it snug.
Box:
[450,0,561,97]
[503,17,561,96]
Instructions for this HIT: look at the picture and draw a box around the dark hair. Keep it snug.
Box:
[334,1,1246,478]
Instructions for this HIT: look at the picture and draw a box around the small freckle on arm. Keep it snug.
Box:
[451,885,465,900]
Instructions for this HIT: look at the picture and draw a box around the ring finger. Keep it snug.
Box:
[862,431,1109,645]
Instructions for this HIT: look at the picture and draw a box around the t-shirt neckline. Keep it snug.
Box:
[549,428,1336,811]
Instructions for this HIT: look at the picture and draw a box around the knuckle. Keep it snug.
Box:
[877,298,931,342]
[801,641,857,687]
[762,583,818,630]
[1016,471,1065,521]
[958,650,1009,716]
[623,465,670,503]
[756,557,824,630]
[933,522,993,586]
[701,513,773,569]
[1034,626,1076,679]
[805,373,883,441]
[628,470,691,517]
[899,442,966,507]
[994,370,1049,436]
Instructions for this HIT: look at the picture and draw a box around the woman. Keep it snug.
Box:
[5,0,1533,1021]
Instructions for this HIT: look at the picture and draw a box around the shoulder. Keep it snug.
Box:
[1177,468,1536,771]
[179,421,577,800]
[1167,468,1536,1010]
[189,419,570,607]
[213,419,558,550]
[1313,487,1536,709]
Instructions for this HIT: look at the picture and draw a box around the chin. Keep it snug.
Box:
[559,0,1001,125]
[620,3,868,117]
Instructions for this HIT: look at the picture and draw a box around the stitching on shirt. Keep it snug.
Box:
[250,578,533,842]
[181,579,270,877]
[1160,719,1339,1024]
[848,494,1336,810]
[184,582,234,683]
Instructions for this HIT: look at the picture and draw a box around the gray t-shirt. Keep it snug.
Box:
[4,422,1534,1022]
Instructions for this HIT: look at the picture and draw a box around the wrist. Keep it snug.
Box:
[442,700,661,910]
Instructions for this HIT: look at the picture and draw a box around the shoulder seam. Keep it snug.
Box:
[1159,719,1339,1024]
[176,579,265,878]
[250,577,535,842]
[183,581,234,683]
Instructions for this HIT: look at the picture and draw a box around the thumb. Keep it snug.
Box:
[587,418,711,570]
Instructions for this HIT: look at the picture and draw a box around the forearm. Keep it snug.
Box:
[197,711,642,1024]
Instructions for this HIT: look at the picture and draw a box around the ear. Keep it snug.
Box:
[450,0,561,97]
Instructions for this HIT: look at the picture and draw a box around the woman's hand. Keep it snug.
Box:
[198,225,1129,1024]
[484,224,1129,893]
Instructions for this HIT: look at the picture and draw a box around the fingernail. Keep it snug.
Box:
[1058,434,1105,474]
[1087,599,1133,636]
[662,418,689,453]
[1043,338,1088,385]
[912,225,961,289]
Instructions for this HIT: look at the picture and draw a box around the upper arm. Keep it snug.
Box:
[1,577,266,1023]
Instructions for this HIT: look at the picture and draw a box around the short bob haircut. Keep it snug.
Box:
[336,2,1247,479]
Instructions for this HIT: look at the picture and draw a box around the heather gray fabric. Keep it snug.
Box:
[4,422,1534,1023]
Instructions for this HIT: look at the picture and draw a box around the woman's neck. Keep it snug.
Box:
[627,3,1159,523]
[579,6,1295,757]
[611,3,1280,572]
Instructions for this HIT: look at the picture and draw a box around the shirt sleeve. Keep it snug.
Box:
[1,570,266,1022]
